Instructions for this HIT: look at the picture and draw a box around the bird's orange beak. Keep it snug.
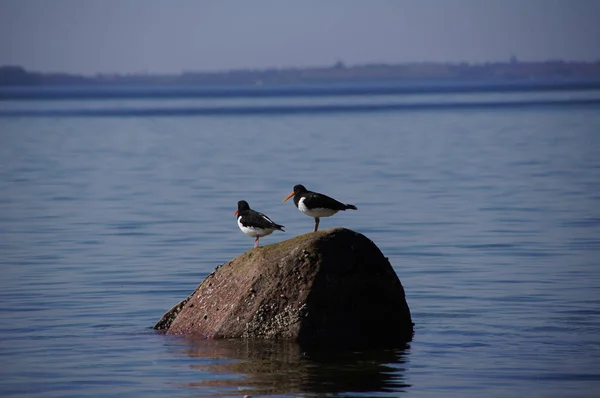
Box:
[282,191,294,203]
[233,209,239,216]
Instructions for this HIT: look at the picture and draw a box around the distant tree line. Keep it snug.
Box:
[1,60,600,86]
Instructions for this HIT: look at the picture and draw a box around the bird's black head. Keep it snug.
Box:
[237,200,250,211]
[283,185,308,204]
[293,184,307,194]
[235,200,250,216]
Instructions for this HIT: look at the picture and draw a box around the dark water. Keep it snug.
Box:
[1,86,600,397]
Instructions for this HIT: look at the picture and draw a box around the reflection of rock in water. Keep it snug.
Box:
[176,338,411,396]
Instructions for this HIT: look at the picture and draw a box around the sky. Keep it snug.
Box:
[1,0,599,75]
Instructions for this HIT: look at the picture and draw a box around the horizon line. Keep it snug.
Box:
[3,57,600,78]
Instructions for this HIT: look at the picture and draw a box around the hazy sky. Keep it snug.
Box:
[1,0,599,75]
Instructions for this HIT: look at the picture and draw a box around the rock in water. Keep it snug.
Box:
[155,228,413,346]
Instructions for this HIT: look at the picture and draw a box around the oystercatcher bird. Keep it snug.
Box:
[234,200,285,248]
[282,184,357,232]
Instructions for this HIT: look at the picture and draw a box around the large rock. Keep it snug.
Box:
[155,228,413,346]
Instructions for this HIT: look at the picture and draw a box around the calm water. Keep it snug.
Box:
[1,87,600,397]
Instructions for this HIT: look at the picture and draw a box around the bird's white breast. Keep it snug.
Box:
[237,217,275,237]
[298,197,338,218]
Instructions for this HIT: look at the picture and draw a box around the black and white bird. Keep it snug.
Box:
[282,184,357,232]
[234,200,285,248]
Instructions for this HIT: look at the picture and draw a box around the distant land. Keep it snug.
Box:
[1,59,600,87]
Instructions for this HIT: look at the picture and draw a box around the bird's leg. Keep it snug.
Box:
[254,237,259,248]
[314,218,320,232]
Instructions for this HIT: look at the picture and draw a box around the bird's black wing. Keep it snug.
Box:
[245,210,285,231]
[304,192,351,211]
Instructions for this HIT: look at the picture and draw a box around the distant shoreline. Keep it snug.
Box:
[2,60,600,87]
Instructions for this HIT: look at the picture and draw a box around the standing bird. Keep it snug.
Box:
[282,184,357,232]
[234,200,285,248]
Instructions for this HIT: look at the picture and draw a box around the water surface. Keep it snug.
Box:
[1,87,599,397]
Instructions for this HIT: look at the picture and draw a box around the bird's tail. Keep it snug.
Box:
[275,224,285,231]
[345,204,357,210]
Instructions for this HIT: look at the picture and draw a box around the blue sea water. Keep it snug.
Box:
[1,85,600,397]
